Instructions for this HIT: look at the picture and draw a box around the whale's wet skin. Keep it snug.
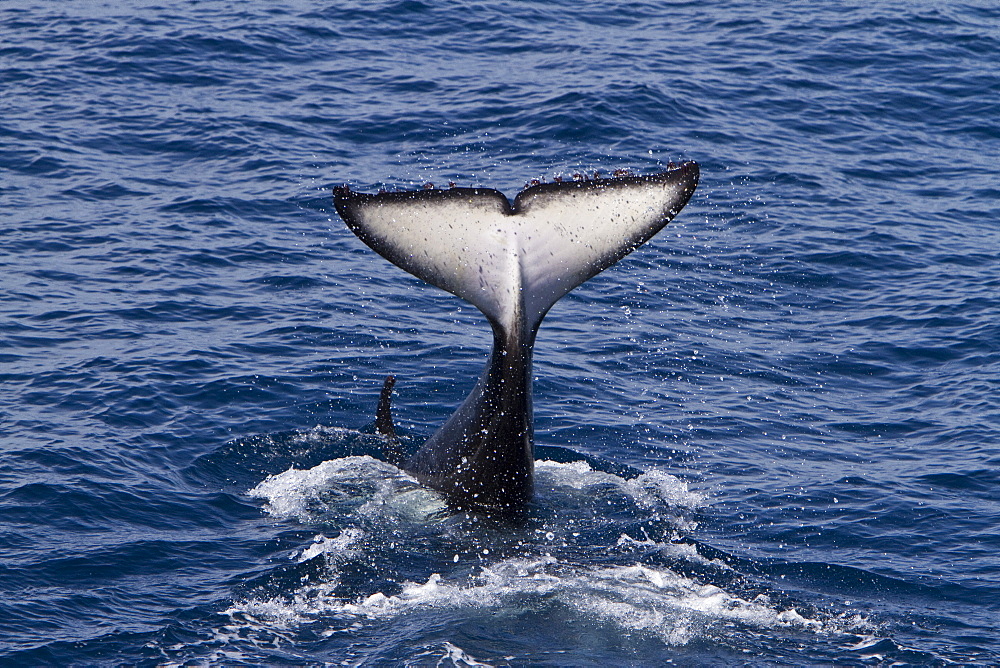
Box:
[334,164,699,511]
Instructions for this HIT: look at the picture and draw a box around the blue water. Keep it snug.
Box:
[2,1,998,664]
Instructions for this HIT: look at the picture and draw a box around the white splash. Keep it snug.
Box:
[294,527,364,563]
[563,563,822,646]
[236,454,867,649]
[535,459,706,513]
[248,455,700,525]
[408,642,496,668]
[227,554,853,647]
[616,533,731,569]
[247,455,447,522]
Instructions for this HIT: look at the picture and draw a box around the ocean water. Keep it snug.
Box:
[2,0,998,665]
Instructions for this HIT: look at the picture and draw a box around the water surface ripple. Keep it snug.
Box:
[2,1,998,665]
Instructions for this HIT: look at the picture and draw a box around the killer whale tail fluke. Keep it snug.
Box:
[334,161,699,337]
[334,161,699,511]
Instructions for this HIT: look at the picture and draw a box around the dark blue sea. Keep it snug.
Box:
[2,1,998,665]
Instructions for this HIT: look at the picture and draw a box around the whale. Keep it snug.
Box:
[333,161,699,512]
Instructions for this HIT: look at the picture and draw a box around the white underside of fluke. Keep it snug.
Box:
[336,164,699,334]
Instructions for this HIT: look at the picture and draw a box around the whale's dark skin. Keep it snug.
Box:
[334,162,699,512]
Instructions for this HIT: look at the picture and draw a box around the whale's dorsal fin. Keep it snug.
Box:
[375,374,396,440]
[334,162,699,334]
[374,374,405,467]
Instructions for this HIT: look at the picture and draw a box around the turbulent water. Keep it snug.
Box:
[2,1,999,665]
